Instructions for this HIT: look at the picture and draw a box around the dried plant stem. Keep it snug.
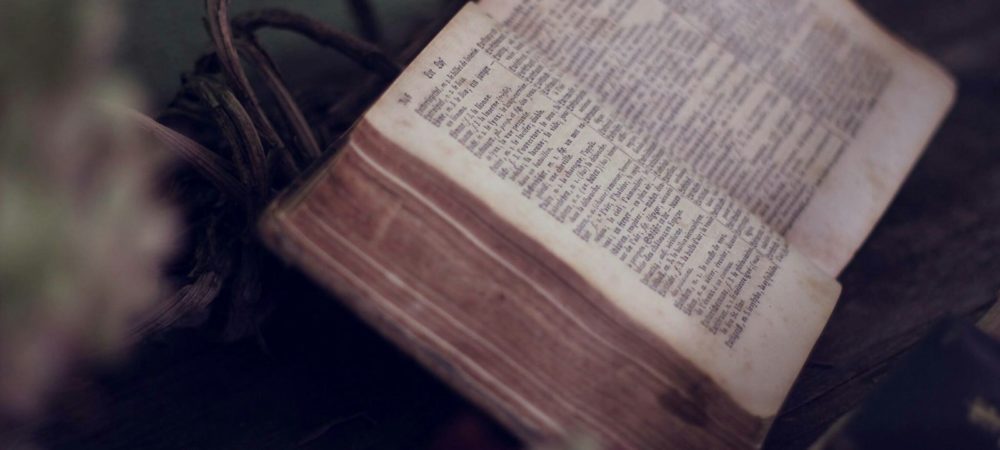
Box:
[231,8,402,79]
[205,0,300,181]
[134,253,231,337]
[121,106,247,201]
[223,244,265,341]
[143,1,417,341]
[191,78,269,204]
[347,0,383,44]
[234,39,323,161]
[323,75,385,128]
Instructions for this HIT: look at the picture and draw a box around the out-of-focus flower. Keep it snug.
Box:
[0,0,176,430]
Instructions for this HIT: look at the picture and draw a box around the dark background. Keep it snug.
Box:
[40,0,1000,448]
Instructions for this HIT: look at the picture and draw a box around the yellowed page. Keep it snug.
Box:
[479,0,955,275]
[363,3,840,418]
[782,0,955,274]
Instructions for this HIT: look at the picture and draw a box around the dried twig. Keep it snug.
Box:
[190,77,269,204]
[205,0,300,180]
[347,0,383,44]
[223,244,266,341]
[134,251,231,337]
[144,0,432,340]
[120,106,247,201]
[231,8,402,79]
[234,39,323,161]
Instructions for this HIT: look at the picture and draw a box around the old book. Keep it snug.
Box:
[261,1,955,448]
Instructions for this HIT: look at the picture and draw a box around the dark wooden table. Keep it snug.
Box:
[39,1,1000,448]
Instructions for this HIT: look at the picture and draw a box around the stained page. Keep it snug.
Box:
[363,3,840,418]
[479,0,955,275]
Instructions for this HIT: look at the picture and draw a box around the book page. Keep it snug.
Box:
[363,3,840,418]
[478,0,956,275]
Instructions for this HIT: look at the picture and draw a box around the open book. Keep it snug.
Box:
[261,1,955,447]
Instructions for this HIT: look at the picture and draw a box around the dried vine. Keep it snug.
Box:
[127,0,456,340]
[230,8,403,79]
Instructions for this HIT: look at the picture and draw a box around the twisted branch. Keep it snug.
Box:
[347,0,383,44]
[234,39,323,161]
[205,0,300,180]
[232,8,402,79]
[122,106,247,201]
[190,77,269,205]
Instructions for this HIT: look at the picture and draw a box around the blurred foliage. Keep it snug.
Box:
[0,0,176,430]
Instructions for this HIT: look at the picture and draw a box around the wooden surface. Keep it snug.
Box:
[38,0,1000,448]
